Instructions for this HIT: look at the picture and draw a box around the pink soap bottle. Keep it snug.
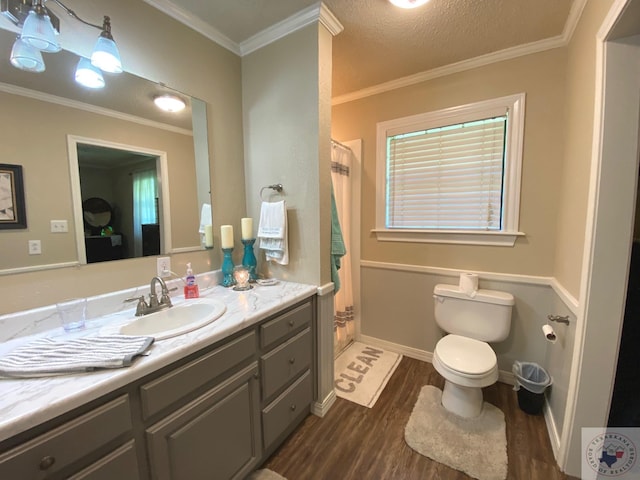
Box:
[184,263,199,298]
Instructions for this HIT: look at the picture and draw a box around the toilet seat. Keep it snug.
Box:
[435,334,497,376]
[433,334,498,389]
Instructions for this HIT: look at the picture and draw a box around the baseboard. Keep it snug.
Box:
[543,398,562,461]
[358,334,515,385]
[358,334,432,362]
[311,389,336,418]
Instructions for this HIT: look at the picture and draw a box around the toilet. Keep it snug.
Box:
[432,283,514,418]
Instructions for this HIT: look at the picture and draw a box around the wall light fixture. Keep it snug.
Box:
[1,0,122,88]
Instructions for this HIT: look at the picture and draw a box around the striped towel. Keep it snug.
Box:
[0,335,154,378]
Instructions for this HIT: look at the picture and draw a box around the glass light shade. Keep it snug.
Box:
[154,95,186,113]
[75,57,105,89]
[10,37,45,72]
[20,10,60,53]
[91,35,122,73]
[389,0,430,8]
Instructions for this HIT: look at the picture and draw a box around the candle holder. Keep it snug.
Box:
[221,248,235,287]
[233,266,252,291]
[241,238,258,282]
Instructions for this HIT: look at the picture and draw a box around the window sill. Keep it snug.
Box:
[371,229,525,246]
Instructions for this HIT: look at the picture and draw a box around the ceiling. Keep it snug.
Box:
[145,0,577,98]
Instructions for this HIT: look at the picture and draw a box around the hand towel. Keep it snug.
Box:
[0,335,154,378]
[331,185,346,293]
[198,203,212,234]
[258,200,289,265]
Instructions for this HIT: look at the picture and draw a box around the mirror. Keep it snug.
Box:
[0,27,211,272]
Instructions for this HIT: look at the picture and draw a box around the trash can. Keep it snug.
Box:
[512,361,552,415]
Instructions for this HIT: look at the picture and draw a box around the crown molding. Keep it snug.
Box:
[240,2,341,56]
[332,35,567,105]
[142,0,240,55]
[332,0,588,105]
[0,82,193,136]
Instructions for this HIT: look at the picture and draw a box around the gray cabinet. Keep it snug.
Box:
[259,302,314,453]
[0,396,136,480]
[0,297,315,480]
[146,363,261,480]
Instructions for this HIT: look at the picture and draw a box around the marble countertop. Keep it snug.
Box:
[0,278,317,444]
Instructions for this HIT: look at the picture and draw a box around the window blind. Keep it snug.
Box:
[386,116,507,230]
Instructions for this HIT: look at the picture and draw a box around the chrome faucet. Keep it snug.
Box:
[125,276,175,316]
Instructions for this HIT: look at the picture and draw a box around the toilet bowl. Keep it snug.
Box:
[433,334,499,417]
[432,284,514,418]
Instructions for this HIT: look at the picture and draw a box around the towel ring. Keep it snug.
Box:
[260,184,284,201]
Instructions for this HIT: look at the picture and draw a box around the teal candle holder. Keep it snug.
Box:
[242,238,257,282]
[221,247,235,287]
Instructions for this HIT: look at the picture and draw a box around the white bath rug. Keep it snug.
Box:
[334,341,402,408]
[246,469,287,480]
[405,385,507,480]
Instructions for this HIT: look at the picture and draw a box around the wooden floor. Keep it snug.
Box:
[263,357,577,480]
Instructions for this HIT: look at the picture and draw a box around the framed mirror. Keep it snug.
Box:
[0,27,211,272]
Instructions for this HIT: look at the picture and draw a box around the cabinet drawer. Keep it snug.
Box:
[262,370,312,448]
[140,331,256,420]
[260,301,312,348]
[261,328,311,400]
[69,440,140,480]
[0,395,132,479]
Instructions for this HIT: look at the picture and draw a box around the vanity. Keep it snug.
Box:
[0,278,317,479]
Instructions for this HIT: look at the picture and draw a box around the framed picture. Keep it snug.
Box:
[0,164,27,229]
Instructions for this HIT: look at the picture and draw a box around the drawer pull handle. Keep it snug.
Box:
[290,404,297,411]
[253,372,259,380]
[289,357,295,364]
[288,320,295,327]
[39,455,56,470]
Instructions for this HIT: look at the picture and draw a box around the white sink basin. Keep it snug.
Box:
[119,298,226,340]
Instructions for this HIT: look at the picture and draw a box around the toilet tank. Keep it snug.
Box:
[433,284,514,342]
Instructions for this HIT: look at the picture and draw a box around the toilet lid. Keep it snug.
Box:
[435,335,497,375]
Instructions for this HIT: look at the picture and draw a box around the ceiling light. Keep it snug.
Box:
[154,95,186,113]
[10,36,45,72]
[75,57,105,89]
[1,0,123,82]
[389,0,430,9]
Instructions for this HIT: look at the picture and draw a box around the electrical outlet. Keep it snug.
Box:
[50,220,68,233]
[28,240,41,255]
[157,257,171,277]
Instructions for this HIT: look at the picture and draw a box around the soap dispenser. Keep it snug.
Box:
[184,263,200,299]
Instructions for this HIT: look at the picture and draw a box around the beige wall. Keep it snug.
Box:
[0,91,197,271]
[332,49,567,277]
[242,24,333,286]
[0,0,245,314]
[554,0,616,298]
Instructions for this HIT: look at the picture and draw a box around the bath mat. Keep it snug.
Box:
[405,385,507,480]
[334,341,402,408]
[246,469,287,480]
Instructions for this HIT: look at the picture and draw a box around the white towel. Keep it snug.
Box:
[258,201,289,265]
[198,203,212,234]
[0,335,154,378]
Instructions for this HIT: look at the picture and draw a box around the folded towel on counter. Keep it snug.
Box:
[0,335,154,378]
[258,200,289,265]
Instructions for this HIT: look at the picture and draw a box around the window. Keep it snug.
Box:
[375,93,525,246]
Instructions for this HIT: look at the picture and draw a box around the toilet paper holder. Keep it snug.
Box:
[547,314,570,325]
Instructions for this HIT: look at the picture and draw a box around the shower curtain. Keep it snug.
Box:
[331,141,355,357]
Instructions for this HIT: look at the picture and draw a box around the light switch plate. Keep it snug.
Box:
[50,220,68,233]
